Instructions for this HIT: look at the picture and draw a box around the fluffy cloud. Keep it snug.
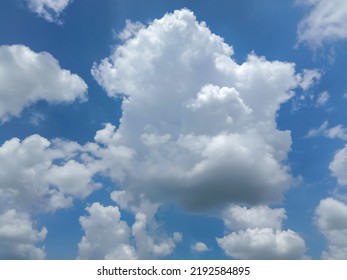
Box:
[330,145,347,185]
[191,242,209,253]
[78,202,180,259]
[0,45,87,122]
[0,134,99,213]
[0,209,47,259]
[78,203,136,260]
[297,0,347,47]
[91,9,310,211]
[315,198,347,259]
[217,228,306,260]
[217,205,307,259]
[24,0,72,23]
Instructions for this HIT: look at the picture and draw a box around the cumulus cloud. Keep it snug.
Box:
[217,205,307,259]
[0,134,99,213]
[315,198,347,259]
[191,242,209,253]
[78,202,180,259]
[297,0,347,47]
[217,227,306,260]
[0,209,47,259]
[78,203,136,260]
[24,0,72,23]
[330,145,347,185]
[91,9,310,211]
[0,45,87,122]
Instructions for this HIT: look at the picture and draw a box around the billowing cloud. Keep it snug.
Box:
[0,45,87,122]
[24,0,72,23]
[191,242,209,253]
[297,0,347,47]
[0,209,47,259]
[78,203,137,260]
[91,9,310,211]
[217,228,306,260]
[330,145,347,185]
[217,205,307,259]
[0,134,99,213]
[315,198,347,259]
[78,202,180,259]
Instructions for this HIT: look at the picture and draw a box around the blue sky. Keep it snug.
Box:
[1,0,347,260]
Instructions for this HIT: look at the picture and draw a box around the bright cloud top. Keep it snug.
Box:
[92,9,312,211]
[217,205,307,259]
[297,0,347,47]
[24,0,72,23]
[0,45,87,122]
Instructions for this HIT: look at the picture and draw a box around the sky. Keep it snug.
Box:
[1,0,347,260]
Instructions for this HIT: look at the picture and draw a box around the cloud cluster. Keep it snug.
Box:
[78,202,180,259]
[0,209,47,259]
[91,9,309,211]
[0,44,87,122]
[315,198,347,259]
[0,134,99,258]
[297,0,347,47]
[217,205,307,259]
[24,0,72,23]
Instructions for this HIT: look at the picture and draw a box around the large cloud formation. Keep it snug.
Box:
[217,205,307,259]
[297,0,347,47]
[24,0,72,23]
[0,45,87,122]
[315,198,347,259]
[91,9,310,211]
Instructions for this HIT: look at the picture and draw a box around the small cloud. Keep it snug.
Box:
[191,242,209,253]
[316,91,330,107]
[29,112,45,126]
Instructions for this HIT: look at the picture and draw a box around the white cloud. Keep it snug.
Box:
[0,209,47,259]
[307,121,347,140]
[316,91,330,107]
[297,0,347,47]
[24,0,72,23]
[0,45,87,122]
[222,205,286,231]
[78,202,180,259]
[78,202,137,260]
[117,20,145,41]
[91,9,308,211]
[315,198,347,259]
[217,205,307,259]
[217,228,306,260]
[0,134,99,213]
[191,242,209,253]
[330,145,347,185]
[297,69,322,91]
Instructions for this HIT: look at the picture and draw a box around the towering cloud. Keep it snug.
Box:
[92,9,307,211]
